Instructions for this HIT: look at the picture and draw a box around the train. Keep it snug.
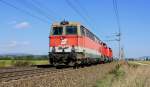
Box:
[48,21,113,67]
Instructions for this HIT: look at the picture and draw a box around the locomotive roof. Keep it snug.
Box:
[52,21,91,31]
[52,22,81,26]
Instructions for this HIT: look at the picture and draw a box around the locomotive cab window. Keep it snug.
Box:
[53,27,63,35]
[66,26,77,35]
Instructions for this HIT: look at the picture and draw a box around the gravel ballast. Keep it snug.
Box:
[0,63,116,87]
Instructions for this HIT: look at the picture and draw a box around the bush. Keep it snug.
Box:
[12,60,33,67]
[109,64,125,79]
[0,61,6,67]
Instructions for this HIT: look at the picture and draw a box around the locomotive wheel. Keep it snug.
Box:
[49,58,54,65]
[49,53,54,65]
[73,62,79,69]
[80,59,85,68]
[64,59,70,66]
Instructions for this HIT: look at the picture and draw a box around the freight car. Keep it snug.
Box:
[48,21,113,67]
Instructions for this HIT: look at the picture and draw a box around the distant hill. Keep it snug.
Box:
[0,53,33,56]
[139,56,150,60]
[140,56,150,58]
[0,53,48,60]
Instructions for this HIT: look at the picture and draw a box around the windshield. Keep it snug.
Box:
[66,26,77,35]
[53,27,63,35]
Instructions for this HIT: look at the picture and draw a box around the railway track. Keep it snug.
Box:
[0,67,72,82]
[0,67,37,73]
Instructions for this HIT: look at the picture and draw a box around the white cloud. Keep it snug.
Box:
[14,21,30,29]
[22,41,30,45]
[8,41,17,48]
[0,41,30,50]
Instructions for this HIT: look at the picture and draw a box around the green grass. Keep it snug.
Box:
[138,61,150,64]
[95,74,114,87]
[0,60,12,67]
[128,62,140,68]
[95,64,125,87]
[0,60,49,68]
[128,61,150,65]
[95,61,150,87]
[28,60,49,65]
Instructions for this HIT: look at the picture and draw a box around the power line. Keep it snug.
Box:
[75,0,91,20]
[30,0,62,21]
[66,0,104,41]
[113,0,121,32]
[74,0,97,31]
[31,0,60,19]
[113,0,122,60]
[74,0,105,39]
[17,0,55,22]
[0,0,49,23]
[65,0,88,22]
[65,0,93,28]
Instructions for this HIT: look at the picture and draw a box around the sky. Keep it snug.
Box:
[0,0,150,58]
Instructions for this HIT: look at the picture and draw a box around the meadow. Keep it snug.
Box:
[0,59,49,67]
[95,61,150,87]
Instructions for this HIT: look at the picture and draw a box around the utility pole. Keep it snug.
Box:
[117,32,121,60]
[113,0,122,60]
[120,47,124,60]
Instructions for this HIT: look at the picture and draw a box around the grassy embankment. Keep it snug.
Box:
[95,61,150,87]
[128,61,150,65]
[0,60,49,67]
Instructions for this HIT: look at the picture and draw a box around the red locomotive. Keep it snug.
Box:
[49,21,113,67]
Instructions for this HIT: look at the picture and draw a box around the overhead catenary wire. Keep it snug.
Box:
[0,0,49,23]
[30,0,62,21]
[65,0,94,29]
[17,0,56,22]
[66,0,106,42]
[75,0,104,37]
[75,0,92,21]
[113,0,121,33]
[65,0,89,22]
